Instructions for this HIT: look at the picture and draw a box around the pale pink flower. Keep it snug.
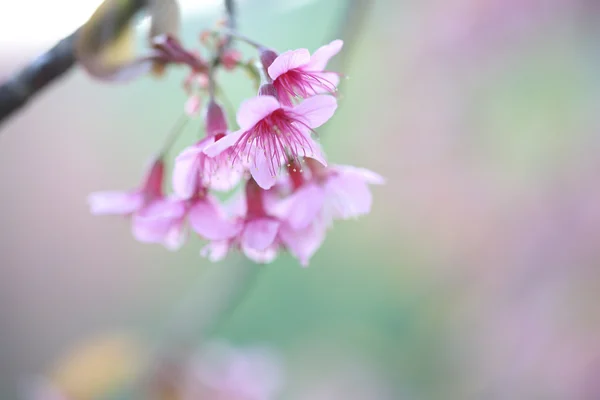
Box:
[173,101,244,195]
[271,160,385,227]
[201,179,328,266]
[267,40,343,106]
[88,158,165,216]
[204,94,336,190]
[132,194,240,250]
[181,341,284,400]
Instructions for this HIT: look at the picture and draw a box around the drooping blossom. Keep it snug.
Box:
[132,194,239,251]
[266,40,343,106]
[88,158,165,216]
[269,158,385,228]
[181,341,284,400]
[201,177,328,266]
[173,100,244,195]
[205,93,337,190]
[84,22,384,266]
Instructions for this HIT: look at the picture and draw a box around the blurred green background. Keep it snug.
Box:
[1,0,600,399]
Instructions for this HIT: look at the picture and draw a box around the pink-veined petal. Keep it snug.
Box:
[267,48,311,80]
[201,149,245,192]
[242,242,278,264]
[304,40,344,71]
[200,240,231,262]
[248,150,281,190]
[292,95,337,129]
[203,130,244,157]
[188,197,241,240]
[236,95,281,130]
[301,139,328,167]
[279,220,327,267]
[324,174,373,219]
[172,145,204,199]
[242,218,280,251]
[88,190,144,215]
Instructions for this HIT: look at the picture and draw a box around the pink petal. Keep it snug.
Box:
[304,40,344,71]
[301,139,328,167]
[201,148,245,192]
[292,95,337,129]
[163,223,187,251]
[269,183,325,230]
[172,145,204,199]
[267,48,311,80]
[203,130,244,157]
[335,165,386,185]
[279,220,327,267]
[242,218,280,251]
[242,242,278,264]
[188,197,241,240]
[236,95,281,130]
[223,188,248,218]
[312,71,341,91]
[185,94,202,116]
[324,174,373,219]
[88,191,144,215]
[200,240,231,262]
[131,214,173,243]
[248,149,280,190]
[131,198,187,244]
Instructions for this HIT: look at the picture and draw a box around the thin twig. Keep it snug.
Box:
[0,31,78,127]
[0,0,149,128]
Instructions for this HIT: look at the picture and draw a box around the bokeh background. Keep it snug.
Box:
[1,0,600,399]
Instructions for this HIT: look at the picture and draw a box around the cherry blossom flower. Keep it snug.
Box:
[132,194,240,251]
[173,101,244,195]
[204,93,337,190]
[88,158,165,216]
[269,159,385,228]
[201,178,328,266]
[267,40,343,106]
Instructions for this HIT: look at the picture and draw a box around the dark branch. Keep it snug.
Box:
[0,30,79,127]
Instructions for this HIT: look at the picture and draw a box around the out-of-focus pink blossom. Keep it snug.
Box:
[173,101,244,195]
[266,40,343,106]
[205,94,336,190]
[88,158,165,216]
[133,194,240,250]
[181,341,284,400]
[222,48,243,71]
[270,159,385,229]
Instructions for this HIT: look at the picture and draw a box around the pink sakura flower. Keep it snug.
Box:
[173,101,244,194]
[88,158,165,216]
[269,159,385,229]
[267,40,343,106]
[132,193,240,251]
[201,179,328,266]
[181,341,283,400]
[204,93,337,190]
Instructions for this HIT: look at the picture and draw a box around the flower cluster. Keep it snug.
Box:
[88,33,383,266]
